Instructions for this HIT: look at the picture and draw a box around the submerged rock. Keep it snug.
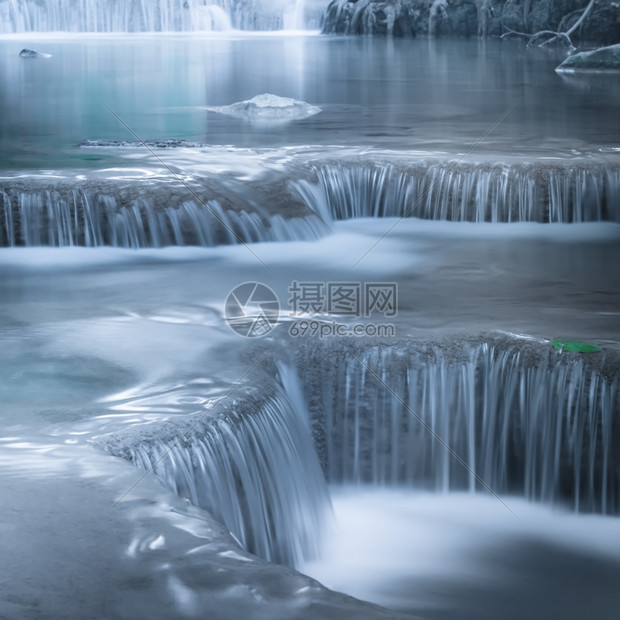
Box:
[79,138,205,148]
[19,48,52,58]
[556,43,620,73]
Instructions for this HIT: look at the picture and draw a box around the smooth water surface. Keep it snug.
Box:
[1,35,620,169]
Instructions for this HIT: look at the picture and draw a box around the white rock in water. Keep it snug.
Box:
[19,48,52,58]
[207,94,321,123]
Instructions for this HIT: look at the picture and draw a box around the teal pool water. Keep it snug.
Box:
[1,34,619,170]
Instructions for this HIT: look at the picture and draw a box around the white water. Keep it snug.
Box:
[0,186,327,247]
[303,489,620,619]
[102,368,331,567]
[282,0,307,30]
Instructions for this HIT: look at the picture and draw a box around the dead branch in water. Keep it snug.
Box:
[499,0,597,49]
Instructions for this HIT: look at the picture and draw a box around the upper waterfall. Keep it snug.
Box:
[0,173,328,247]
[294,160,620,224]
[0,0,327,33]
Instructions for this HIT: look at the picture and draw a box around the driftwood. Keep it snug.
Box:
[323,0,608,42]
[500,0,597,48]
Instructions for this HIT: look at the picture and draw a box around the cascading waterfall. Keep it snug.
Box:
[294,161,620,223]
[0,183,327,247]
[296,336,620,514]
[99,333,620,575]
[0,0,230,32]
[99,368,331,568]
[5,157,620,246]
[0,0,326,32]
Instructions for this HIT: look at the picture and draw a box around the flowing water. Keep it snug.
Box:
[0,0,327,33]
[1,23,619,620]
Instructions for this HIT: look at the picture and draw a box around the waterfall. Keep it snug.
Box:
[4,157,619,245]
[294,161,620,223]
[296,336,620,514]
[0,0,327,32]
[97,335,619,572]
[0,184,327,247]
[283,0,306,30]
[99,369,331,568]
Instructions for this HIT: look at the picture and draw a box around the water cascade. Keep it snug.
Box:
[5,157,619,245]
[0,180,327,247]
[296,335,620,514]
[0,0,327,33]
[282,0,307,30]
[100,368,331,568]
[101,334,619,577]
[294,160,620,223]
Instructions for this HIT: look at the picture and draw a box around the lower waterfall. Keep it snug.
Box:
[101,335,619,575]
[99,367,331,568]
[297,336,620,514]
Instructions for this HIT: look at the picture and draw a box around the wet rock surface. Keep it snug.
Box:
[556,42,620,71]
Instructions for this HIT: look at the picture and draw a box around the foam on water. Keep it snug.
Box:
[302,489,620,617]
[1,219,618,270]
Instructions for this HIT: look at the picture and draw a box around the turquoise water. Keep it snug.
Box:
[1,35,619,170]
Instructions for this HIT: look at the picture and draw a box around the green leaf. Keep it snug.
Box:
[552,339,602,353]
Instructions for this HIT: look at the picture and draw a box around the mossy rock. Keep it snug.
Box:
[556,43,620,73]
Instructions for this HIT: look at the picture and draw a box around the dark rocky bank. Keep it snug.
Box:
[322,0,620,45]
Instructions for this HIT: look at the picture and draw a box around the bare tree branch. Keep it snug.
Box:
[565,0,596,36]
[527,0,596,48]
